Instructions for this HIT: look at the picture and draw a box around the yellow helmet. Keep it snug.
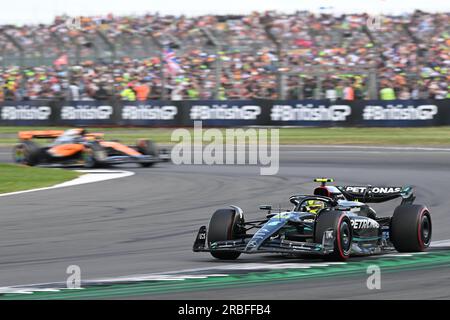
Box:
[304,200,325,214]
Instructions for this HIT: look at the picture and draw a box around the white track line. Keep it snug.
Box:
[281,145,450,152]
[430,239,450,247]
[0,169,135,197]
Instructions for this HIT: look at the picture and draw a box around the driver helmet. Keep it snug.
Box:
[304,200,325,214]
[65,128,84,137]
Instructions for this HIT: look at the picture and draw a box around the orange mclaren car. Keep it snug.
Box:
[13,128,170,168]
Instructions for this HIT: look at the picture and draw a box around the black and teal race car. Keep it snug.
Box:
[193,178,432,261]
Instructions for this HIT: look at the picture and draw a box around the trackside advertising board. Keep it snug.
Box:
[0,101,54,125]
[0,100,448,127]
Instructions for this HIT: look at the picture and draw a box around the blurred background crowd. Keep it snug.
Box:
[0,10,448,101]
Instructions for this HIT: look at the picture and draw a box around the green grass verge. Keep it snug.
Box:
[0,126,450,146]
[0,164,80,194]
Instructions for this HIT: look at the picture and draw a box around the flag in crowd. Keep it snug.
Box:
[163,49,182,76]
[53,54,69,67]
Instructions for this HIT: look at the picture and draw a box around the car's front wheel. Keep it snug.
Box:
[314,211,352,261]
[83,143,107,168]
[208,208,245,260]
[137,139,158,168]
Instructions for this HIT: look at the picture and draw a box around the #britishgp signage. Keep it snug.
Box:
[354,100,444,127]
[119,102,179,126]
[58,102,115,125]
[269,101,352,126]
[186,101,263,126]
[0,101,53,125]
[0,99,448,127]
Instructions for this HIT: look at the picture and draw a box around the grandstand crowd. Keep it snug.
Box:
[0,10,448,101]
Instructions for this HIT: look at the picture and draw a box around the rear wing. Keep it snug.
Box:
[18,130,65,140]
[18,130,104,141]
[337,186,415,204]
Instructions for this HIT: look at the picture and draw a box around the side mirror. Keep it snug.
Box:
[259,205,272,211]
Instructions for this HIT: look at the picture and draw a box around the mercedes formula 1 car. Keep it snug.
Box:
[193,178,432,261]
[13,128,170,168]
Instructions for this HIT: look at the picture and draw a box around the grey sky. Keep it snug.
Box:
[1,0,449,25]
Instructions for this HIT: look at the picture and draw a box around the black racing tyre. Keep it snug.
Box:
[314,211,352,261]
[207,208,244,260]
[137,139,158,167]
[390,205,432,252]
[83,142,106,168]
[137,139,158,156]
[140,162,155,168]
[13,141,41,166]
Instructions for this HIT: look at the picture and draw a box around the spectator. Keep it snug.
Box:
[399,87,412,100]
[120,84,137,101]
[0,10,446,100]
[94,84,110,100]
[3,85,16,101]
[134,81,150,101]
[343,82,355,101]
[68,82,80,100]
[325,80,337,101]
[380,81,397,100]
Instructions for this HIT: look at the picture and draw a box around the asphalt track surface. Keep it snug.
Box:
[0,145,450,299]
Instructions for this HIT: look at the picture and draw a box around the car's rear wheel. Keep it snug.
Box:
[314,211,352,261]
[13,141,41,166]
[137,139,158,167]
[390,205,432,252]
[208,208,245,260]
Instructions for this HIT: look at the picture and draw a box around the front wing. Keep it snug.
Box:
[193,226,336,256]
[103,149,171,165]
[101,154,164,165]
